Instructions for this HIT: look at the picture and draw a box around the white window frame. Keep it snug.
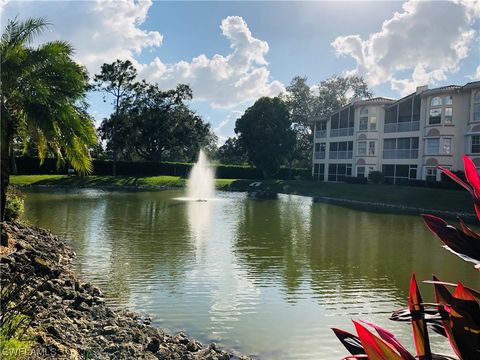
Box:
[425,138,440,155]
[357,141,367,156]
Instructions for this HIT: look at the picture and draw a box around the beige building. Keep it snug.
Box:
[312,81,480,183]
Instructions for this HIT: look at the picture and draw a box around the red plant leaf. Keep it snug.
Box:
[332,328,365,356]
[437,165,472,194]
[360,321,414,360]
[408,274,432,359]
[454,282,477,301]
[463,155,480,197]
[353,320,403,360]
[422,214,480,269]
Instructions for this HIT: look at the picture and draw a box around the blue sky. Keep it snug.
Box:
[2,1,479,143]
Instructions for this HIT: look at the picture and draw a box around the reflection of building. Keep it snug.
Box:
[312,81,480,184]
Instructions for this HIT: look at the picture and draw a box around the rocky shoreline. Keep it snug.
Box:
[0,222,252,360]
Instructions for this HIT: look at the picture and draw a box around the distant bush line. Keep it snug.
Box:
[14,156,310,180]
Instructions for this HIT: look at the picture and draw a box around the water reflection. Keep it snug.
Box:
[22,189,479,360]
[186,201,213,251]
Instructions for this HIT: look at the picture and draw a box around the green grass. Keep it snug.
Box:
[240,179,472,212]
[10,175,473,213]
[10,174,239,189]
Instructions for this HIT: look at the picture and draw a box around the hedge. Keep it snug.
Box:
[14,156,309,180]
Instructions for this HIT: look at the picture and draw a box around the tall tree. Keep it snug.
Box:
[314,75,373,120]
[217,137,247,165]
[93,59,138,174]
[99,83,213,162]
[1,17,96,221]
[283,76,316,168]
[235,97,295,177]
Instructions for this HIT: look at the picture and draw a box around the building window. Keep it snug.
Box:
[314,142,326,159]
[474,91,480,122]
[471,135,480,153]
[313,163,325,181]
[368,141,375,155]
[444,107,453,125]
[357,166,365,178]
[359,117,368,131]
[359,107,368,131]
[357,141,366,155]
[425,138,440,155]
[425,167,438,182]
[329,141,353,159]
[328,164,352,182]
[383,137,419,159]
[425,137,452,155]
[429,109,442,125]
[382,164,417,184]
[445,95,453,105]
[369,116,377,131]
[431,97,442,107]
[443,138,452,155]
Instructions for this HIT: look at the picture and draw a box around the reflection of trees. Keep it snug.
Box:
[233,195,313,299]
[23,190,195,304]
[233,195,479,305]
[308,205,478,302]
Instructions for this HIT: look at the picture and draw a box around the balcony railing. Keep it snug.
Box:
[329,150,353,159]
[330,127,354,137]
[315,130,327,138]
[384,121,420,133]
[314,151,326,159]
[382,149,419,159]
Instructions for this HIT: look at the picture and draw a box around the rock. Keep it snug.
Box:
[146,338,161,353]
[101,325,117,335]
[77,301,90,312]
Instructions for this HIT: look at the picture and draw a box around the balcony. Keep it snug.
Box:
[384,121,420,133]
[329,150,353,159]
[330,127,354,137]
[314,151,326,160]
[315,130,327,138]
[383,149,419,159]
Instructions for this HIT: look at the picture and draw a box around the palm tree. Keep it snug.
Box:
[1,17,96,220]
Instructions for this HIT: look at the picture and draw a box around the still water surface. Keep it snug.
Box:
[23,189,478,359]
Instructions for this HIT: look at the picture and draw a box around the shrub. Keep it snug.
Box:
[367,171,384,184]
[343,176,368,185]
[4,188,24,221]
[15,156,308,180]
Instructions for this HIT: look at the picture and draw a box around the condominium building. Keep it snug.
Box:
[312,81,480,184]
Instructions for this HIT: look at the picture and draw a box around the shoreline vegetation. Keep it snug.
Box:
[11,174,475,221]
[0,222,251,360]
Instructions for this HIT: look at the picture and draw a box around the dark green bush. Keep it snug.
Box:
[5,188,24,221]
[15,156,308,180]
[344,176,368,185]
[368,171,384,184]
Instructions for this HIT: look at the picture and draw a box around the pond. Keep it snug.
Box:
[22,189,478,359]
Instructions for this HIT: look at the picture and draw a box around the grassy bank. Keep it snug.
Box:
[11,174,238,189]
[10,175,473,214]
[224,178,473,213]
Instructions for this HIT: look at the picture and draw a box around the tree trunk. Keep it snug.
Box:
[1,117,11,223]
[9,148,17,175]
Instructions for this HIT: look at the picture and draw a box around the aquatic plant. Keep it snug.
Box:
[333,155,479,359]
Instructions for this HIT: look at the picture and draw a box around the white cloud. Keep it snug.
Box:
[1,2,282,109]
[141,16,284,108]
[331,0,480,95]
[471,65,480,80]
[1,0,162,73]
[214,110,243,144]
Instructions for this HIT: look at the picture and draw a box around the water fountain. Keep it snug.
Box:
[186,149,216,201]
